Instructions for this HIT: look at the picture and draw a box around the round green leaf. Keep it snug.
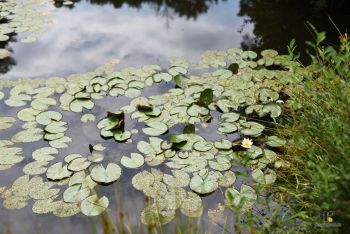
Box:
[90,163,121,184]
[63,184,90,203]
[68,157,91,172]
[81,195,109,216]
[36,111,62,125]
[142,121,168,136]
[193,141,212,152]
[189,174,218,194]
[46,162,72,181]
[121,153,145,169]
[240,122,264,136]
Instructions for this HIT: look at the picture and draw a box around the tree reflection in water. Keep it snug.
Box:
[238,0,350,62]
[0,18,17,75]
[54,0,225,19]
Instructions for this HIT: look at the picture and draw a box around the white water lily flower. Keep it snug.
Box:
[241,138,253,149]
[276,100,284,104]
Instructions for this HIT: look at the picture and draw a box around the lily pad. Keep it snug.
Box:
[81,114,96,123]
[32,198,57,214]
[141,203,175,226]
[12,128,43,143]
[113,130,132,142]
[132,171,155,191]
[252,169,276,185]
[189,174,218,194]
[88,153,104,163]
[0,34,9,42]
[90,163,121,184]
[36,111,62,125]
[180,192,203,217]
[153,73,172,82]
[81,195,109,216]
[53,200,80,217]
[68,157,91,172]
[0,49,10,59]
[0,117,16,130]
[45,121,67,134]
[142,121,168,136]
[125,88,141,98]
[240,122,264,136]
[221,112,240,122]
[218,171,236,187]
[93,144,106,151]
[46,163,73,181]
[49,136,72,149]
[193,141,212,152]
[208,155,232,171]
[70,98,94,113]
[163,170,190,188]
[218,122,238,134]
[23,161,49,175]
[17,108,41,122]
[3,196,28,210]
[121,153,145,169]
[225,184,257,211]
[63,184,90,203]
[214,139,232,150]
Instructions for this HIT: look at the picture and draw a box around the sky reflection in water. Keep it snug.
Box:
[3,0,251,79]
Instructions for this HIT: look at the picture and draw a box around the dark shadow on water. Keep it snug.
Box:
[238,0,350,63]
[0,17,17,75]
[55,0,227,19]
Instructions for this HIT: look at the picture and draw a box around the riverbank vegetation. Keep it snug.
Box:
[272,29,350,233]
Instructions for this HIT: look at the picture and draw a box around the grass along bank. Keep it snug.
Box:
[274,29,350,233]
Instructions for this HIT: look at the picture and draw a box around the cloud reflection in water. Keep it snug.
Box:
[4,1,251,79]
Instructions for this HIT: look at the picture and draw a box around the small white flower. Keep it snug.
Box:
[276,100,284,104]
[241,138,253,149]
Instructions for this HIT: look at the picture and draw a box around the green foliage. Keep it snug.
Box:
[227,63,239,74]
[276,31,350,233]
[198,88,214,107]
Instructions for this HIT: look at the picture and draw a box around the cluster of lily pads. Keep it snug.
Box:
[0,0,53,59]
[0,47,302,225]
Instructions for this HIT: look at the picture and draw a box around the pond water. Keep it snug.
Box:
[1,0,350,78]
[0,1,349,234]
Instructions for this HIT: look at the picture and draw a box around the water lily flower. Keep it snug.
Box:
[276,100,284,104]
[241,138,253,149]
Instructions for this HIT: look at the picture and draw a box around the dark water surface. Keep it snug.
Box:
[1,0,350,78]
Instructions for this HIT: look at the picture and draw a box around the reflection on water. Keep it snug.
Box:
[0,38,16,75]
[238,0,350,62]
[1,0,350,77]
[0,0,249,79]
[63,0,226,19]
